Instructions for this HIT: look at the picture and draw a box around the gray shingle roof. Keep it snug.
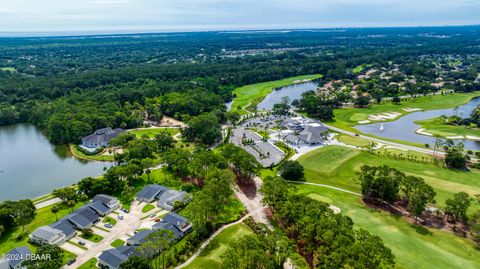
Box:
[163,212,189,229]
[92,194,117,205]
[98,246,137,269]
[152,222,183,240]
[50,219,76,237]
[127,230,155,246]
[136,184,168,201]
[67,206,99,228]
[7,246,32,268]
[89,201,111,214]
[82,128,124,147]
[31,226,63,242]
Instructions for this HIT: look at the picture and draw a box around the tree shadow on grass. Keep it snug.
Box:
[410,224,433,236]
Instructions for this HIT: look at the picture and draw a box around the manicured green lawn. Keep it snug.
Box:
[80,233,103,243]
[78,258,99,269]
[297,146,480,212]
[128,127,179,139]
[415,117,480,139]
[70,145,115,162]
[62,251,77,266]
[102,216,117,225]
[111,239,125,248]
[336,134,372,148]
[0,202,86,255]
[330,92,479,133]
[296,184,480,269]
[230,74,323,114]
[185,223,254,269]
[142,204,156,213]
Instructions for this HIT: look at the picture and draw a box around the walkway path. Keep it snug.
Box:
[175,213,253,269]
[234,177,272,229]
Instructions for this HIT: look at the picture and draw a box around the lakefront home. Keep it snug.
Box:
[81,127,125,149]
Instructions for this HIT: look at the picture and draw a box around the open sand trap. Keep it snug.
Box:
[466,135,480,141]
[328,205,341,214]
[368,112,401,121]
[416,128,433,136]
[358,120,371,124]
[403,108,422,112]
[446,135,464,140]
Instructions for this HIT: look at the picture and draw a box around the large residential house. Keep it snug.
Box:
[29,226,66,246]
[153,212,192,241]
[126,230,155,246]
[157,190,191,211]
[135,184,168,203]
[98,246,137,269]
[1,247,32,269]
[89,194,120,216]
[66,206,100,230]
[81,127,125,149]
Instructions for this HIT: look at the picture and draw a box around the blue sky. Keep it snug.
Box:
[0,0,479,33]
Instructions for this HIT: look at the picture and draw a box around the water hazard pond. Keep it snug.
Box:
[0,124,110,201]
[256,81,318,111]
[355,97,480,151]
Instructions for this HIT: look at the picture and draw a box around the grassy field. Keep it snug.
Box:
[142,204,155,213]
[110,239,125,248]
[0,202,86,254]
[102,216,117,226]
[128,127,180,139]
[297,146,480,212]
[80,233,103,243]
[336,134,372,148]
[415,117,480,139]
[331,92,480,132]
[230,74,323,115]
[78,258,99,269]
[296,184,480,269]
[69,145,115,162]
[185,223,254,269]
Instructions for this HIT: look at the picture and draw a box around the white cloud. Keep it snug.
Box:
[0,0,478,33]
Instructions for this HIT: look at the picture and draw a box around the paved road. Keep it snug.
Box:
[67,202,143,269]
[35,197,62,209]
[175,212,253,269]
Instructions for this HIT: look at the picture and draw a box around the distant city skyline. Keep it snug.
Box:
[0,0,479,34]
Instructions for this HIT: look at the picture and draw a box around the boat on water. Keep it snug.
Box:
[379,123,384,131]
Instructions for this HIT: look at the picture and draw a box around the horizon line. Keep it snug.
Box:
[0,24,479,38]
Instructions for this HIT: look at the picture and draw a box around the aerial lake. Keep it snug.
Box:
[355,97,480,150]
[256,81,318,111]
[0,124,110,201]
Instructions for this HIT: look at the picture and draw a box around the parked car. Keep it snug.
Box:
[104,223,113,228]
[67,258,77,266]
[120,208,129,213]
[154,218,161,222]
[78,241,86,246]
[118,214,124,220]
[149,213,156,218]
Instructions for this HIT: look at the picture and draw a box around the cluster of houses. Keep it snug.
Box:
[81,127,125,151]
[97,212,192,269]
[29,194,120,246]
[96,184,193,269]
[135,184,191,211]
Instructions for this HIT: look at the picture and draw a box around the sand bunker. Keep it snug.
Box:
[368,112,401,121]
[328,205,341,214]
[403,108,422,112]
[357,120,371,124]
[416,128,433,136]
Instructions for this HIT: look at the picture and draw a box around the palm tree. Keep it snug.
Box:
[51,205,59,221]
[146,169,152,183]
